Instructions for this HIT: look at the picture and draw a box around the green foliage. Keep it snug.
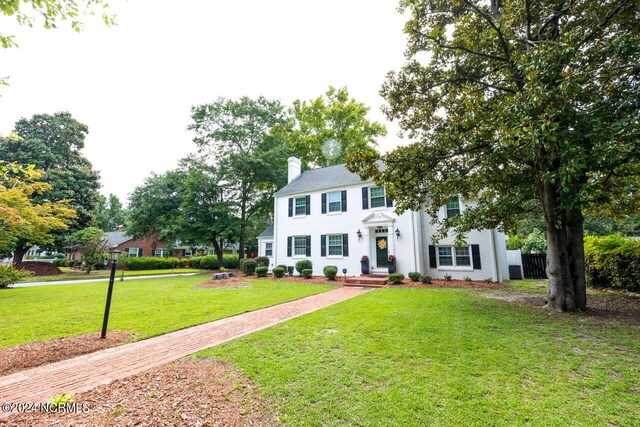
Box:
[443,274,452,281]
[49,393,74,412]
[255,266,268,277]
[242,259,257,276]
[276,264,287,271]
[408,272,421,282]
[0,265,32,287]
[506,235,523,250]
[254,256,270,267]
[295,260,313,275]
[287,266,294,276]
[584,235,640,291]
[125,257,188,271]
[282,86,386,167]
[94,194,126,231]
[323,266,338,281]
[483,278,494,283]
[463,276,472,282]
[521,230,547,253]
[66,226,106,273]
[188,255,219,270]
[388,273,404,284]
[302,269,313,279]
[52,259,67,267]
[273,267,285,278]
[0,113,101,255]
[419,275,432,284]
[222,254,239,269]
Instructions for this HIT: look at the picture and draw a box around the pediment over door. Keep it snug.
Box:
[361,211,396,226]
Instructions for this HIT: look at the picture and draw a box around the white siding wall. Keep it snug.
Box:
[273,185,420,277]
[257,238,274,268]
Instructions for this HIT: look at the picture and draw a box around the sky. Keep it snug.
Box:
[0,0,409,203]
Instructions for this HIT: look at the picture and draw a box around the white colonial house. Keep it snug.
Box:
[257,157,510,281]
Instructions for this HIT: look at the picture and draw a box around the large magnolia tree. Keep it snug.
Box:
[348,0,640,311]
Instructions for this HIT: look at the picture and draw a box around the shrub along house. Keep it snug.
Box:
[257,156,510,281]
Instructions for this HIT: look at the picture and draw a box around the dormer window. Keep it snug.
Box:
[446,197,460,218]
[370,187,386,208]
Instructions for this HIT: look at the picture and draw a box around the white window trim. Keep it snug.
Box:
[327,191,342,213]
[436,245,473,271]
[327,234,343,257]
[370,186,386,209]
[294,196,307,217]
[293,236,307,257]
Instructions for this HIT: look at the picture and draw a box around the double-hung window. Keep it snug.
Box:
[328,234,343,256]
[370,186,386,208]
[294,197,307,216]
[328,191,342,213]
[127,248,140,258]
[294,237,307,256]
[265,242,273,257]
[437,245,471,267]
[154,249,166,257]
[446,197,460,218]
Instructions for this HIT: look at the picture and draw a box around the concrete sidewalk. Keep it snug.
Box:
[12,272,201,288]
[0,286,371,415]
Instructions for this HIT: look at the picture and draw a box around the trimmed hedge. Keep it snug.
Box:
[53,259,67,267]
[323,265,338,281]
[302,269,313,279]
[388,273,405,284]
[126,257,188,270]
[419,274,432,284]
[273,267,285,278]
[242,259,257,276]
[287,266,294,276]
[254,256,270,267]
[255,266,268,277]
[584,235,640,291]
[408,272,421,282]
[188,254,240,270]
[295,260,312,275]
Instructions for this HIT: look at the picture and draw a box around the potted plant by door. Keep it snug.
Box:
[387,255,397,274]
[360,255,370,274]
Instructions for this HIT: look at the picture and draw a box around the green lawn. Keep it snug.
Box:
[0,275,335,348]
[19,268,205,283]
[198,288,640,426]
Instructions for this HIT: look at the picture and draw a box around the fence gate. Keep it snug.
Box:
[521,253,547,279]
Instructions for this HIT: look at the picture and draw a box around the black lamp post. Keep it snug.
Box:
[101,248,121,339]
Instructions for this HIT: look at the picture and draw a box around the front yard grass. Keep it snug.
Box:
[0,275,335,348]
[199,287,640,426]
[19,268,205,282]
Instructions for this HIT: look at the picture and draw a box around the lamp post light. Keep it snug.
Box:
[101,248,121,339]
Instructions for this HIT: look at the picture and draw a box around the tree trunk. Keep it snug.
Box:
[211,238,224,268]
[541,183,587,311]
[12,246,28,264]
[238,198,246,260]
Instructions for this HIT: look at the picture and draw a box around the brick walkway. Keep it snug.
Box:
[0,286,370,413]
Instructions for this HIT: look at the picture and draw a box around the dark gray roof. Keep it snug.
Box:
[275,163,380,196]
[104,231,132,247]
[257,224,274,239]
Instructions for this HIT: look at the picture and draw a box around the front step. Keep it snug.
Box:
[344,275,388,287]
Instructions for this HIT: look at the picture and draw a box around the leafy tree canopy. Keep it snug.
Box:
[66,226,106,273]
[0,112,102,255]
[94,193,126,231]
[283,86,387,168]
[348,0,640,311]
[0,161,76,259]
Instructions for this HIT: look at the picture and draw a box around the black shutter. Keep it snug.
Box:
[362,187,369,209]
[305,235,311,257]
[138,248,143,257]
[321,193,327,214]
[386,197,393,208]
[471,244,481,269]
[305,195,311,216]
[342,234,349,257]
[429,245,437,268]
[288,198,293,217]
[287,237,292,257]
[341,190,347,212]
[321,235,327,257]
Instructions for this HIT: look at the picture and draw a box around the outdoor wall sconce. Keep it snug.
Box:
[356,229,362,240]
[395,228,401,238]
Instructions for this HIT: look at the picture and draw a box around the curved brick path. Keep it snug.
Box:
[0,286,370,414]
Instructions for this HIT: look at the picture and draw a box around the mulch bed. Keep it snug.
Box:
[2,358,276,427]
[13,261,62,276]
[0,332,131,376]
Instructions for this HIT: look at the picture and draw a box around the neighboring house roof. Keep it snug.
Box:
[257,224,274,239]
[274,162,383,196]
[104,231,132,247]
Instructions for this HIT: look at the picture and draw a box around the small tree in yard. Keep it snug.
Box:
[349,0,640,312]
[67,227,107,274]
